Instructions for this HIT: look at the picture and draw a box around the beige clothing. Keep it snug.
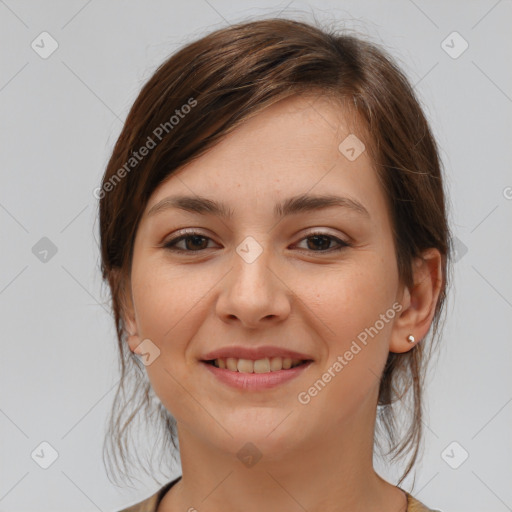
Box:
[117,476,440,512]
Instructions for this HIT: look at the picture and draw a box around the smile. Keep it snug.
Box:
[206,357,307,373]
[202,358,313,390]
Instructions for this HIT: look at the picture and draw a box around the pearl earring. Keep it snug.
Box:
[407,335,415,343]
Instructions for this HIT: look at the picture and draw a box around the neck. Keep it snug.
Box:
[158,396,407,512]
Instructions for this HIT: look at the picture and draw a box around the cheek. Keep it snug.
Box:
[132,262,203,343]
[297,301,393,424]
[304,255,397,394]
[308,255,397,340]
[130,262,215,368]
[130,267,209,421]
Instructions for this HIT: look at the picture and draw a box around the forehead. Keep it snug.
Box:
[143,93,387,223]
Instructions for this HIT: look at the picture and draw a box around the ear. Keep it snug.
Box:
[389,248,443,354]
[112,268,142,355]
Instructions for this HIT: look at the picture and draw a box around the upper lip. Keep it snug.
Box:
[201,346,314,361]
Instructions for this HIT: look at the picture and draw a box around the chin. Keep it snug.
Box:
[221,416,311,455]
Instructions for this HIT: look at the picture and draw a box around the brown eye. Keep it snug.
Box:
[295,232,351,253]
[164,233,214,252]
[163,230,350,254]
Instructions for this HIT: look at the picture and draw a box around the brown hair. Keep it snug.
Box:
[99,17,452,487]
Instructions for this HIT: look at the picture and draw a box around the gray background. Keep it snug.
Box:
[1,1,511,511]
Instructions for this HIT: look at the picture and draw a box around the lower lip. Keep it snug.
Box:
[202,361,313,390]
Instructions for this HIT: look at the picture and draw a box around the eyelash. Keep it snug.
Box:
[162,229,351,255]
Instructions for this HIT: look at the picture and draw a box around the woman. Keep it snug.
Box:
[99,17,451,512]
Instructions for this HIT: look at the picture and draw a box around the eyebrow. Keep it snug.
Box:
[147,193,370,219]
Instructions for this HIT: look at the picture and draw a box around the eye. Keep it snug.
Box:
[294,231,351,253]
[163,230,351,254]
[163,231,216,252]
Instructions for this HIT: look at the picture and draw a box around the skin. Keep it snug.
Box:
[122,93,443,512]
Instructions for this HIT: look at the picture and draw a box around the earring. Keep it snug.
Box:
[407,334,415,343]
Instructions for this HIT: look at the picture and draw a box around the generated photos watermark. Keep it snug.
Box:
[93,97,197,200]
[297,301,403,405]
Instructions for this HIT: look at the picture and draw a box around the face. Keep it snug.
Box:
[124,93,407,459]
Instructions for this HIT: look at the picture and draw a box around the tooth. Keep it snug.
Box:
[226,358,238,371]
[253,358,270,373]
[237,358,254,373]
[214,356,303,373]
[269,357,283,371]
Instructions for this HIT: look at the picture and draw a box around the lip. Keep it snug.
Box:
[202,360,313,390]
[200,345,314,362]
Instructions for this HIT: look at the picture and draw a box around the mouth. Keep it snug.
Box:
[202,357,311,373]
[201,357,314,390]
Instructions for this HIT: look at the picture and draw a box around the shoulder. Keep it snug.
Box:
[116,476,181,512]
[117,492,159,512]
[116,481,439,512]
[406,492,442,512]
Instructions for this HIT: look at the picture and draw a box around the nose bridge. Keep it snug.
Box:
[217,235,290,326]
[232,235,274,299]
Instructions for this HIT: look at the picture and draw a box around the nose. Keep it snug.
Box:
[215,244,292,329]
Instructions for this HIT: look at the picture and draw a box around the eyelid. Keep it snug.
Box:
[293,229,351,252]
[162,228,217,246]
[300,227,350,242]
[162,227,351,254]
[162,227,211,240]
